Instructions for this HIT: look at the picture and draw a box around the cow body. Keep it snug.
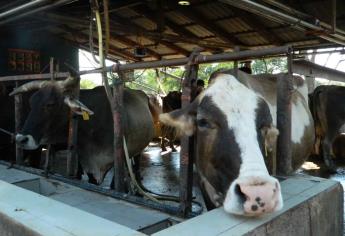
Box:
[161,91,181,151]
[160,70,314,216]
[309,85,345,171]
[13,80,154,184]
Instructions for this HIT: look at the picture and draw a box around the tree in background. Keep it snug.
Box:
[80,79,97,89]
[125,57,287,94]
[252,57,287,74]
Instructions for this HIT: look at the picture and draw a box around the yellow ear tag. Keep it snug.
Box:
[82,111,90,121]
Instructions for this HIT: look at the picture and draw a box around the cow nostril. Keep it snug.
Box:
[20,137,28,144]
[17,136,29,144]
[235,184,246,204]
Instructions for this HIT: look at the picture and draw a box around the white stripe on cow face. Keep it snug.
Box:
[205,74,268,177]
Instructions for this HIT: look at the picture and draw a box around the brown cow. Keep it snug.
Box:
[160,70,314,216]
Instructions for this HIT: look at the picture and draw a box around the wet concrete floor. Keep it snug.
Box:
[140,143,345,221]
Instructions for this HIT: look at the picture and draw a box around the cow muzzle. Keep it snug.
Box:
[223,175,283,216]
[15,134,39,150]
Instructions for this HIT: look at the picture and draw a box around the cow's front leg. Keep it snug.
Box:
[322,138,337,173]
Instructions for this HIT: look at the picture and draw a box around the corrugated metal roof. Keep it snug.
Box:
[185,25,214,38]
[2,0,342,61]
[195,2,234,20]
[236,32,268,46]
[126,36,154,45]
[132,17,156,31]
[115,8,140,19]
[217,17,253,33]
[165,11,194,25]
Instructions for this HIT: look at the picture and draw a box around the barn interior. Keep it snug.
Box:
[0,0,345,235]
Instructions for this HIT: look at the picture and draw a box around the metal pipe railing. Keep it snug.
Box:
[0,0,77,26]
[0,0,49,20]
[78,46,292,74]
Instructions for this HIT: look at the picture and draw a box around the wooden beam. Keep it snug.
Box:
[110,14,190,56]
[177,7,245,48]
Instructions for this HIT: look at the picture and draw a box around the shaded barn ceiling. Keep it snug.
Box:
[0,0,344,62]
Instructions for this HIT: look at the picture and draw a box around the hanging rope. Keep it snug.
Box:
[155,69,167,96]
[123,136,160,203]
[91,0,114,110]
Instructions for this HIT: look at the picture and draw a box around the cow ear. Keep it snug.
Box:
[64,97,94,116]
[261,126,279,151]
[159,101,198,137]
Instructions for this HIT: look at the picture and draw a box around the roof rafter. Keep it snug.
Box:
[111,14,191,56]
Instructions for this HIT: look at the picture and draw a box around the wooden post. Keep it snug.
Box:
[14,82,23,165]
[113,79,125,192]
[276,55,293,175]
[180,61,198,217]
[233,46,239,77]
[66,79,80,177]
[44,58,55,174]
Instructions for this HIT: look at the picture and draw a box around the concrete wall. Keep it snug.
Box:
[0,180,144,236]
[0,170,342,236]
[154,175,343,236]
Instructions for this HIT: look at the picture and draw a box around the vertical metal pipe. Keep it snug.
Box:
[14,82,23,165]
[113,80,125,192]
[276,55,293,175]
[179,63,198,216]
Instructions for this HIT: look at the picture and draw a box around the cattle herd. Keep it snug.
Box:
[0,68,344,217]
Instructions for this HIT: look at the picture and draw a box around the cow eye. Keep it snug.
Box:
[45,102,55,108]
[197,118,212,129]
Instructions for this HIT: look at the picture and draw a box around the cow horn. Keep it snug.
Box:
[9,81,51,96]
[58,75,79,89]
[64,96,94,115]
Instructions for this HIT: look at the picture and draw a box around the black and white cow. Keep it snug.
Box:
[309,85,345,171]
[160,70,314,216]
[10,76,154,184]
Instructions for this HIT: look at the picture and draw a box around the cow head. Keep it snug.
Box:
[159,73,282,216]
[10,76,94,150]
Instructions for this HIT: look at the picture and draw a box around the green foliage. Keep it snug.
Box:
[124,58,286,94]
[80,79,97,89]
[252,57,287,74]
